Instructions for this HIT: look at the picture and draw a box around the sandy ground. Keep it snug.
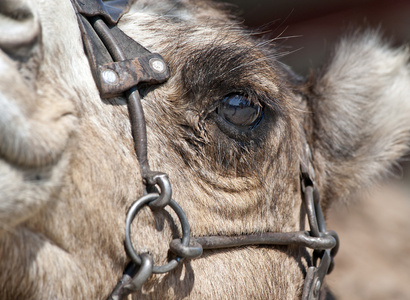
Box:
[326,183,410,300]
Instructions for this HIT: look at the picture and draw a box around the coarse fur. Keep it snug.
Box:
[0,0,409,299]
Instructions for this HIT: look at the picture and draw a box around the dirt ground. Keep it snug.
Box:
[327,182,410,300]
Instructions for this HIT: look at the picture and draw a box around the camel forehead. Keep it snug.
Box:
[117,12,283,123]
[27,0,283,110]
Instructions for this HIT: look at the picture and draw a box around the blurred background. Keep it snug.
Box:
[216,1,410,299]
[219,0,410,75]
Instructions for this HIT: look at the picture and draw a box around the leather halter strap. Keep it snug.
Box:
[71,1,339,299]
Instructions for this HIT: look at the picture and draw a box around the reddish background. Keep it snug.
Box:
[221,0,410,75]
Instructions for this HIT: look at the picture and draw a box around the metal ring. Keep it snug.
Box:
[170,239,203,258]
[304,186,320,237]
[124,193,192,274]
[313,187,327,233]
[124,253,153,292]
[148,173,172,209]
[327,230,339,257]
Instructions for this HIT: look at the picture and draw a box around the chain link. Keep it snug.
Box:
[301,177,339,300]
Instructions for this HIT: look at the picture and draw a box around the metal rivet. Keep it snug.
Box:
[102,69,118,84]
[149,58,166,73]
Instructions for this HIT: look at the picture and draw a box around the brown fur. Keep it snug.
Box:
[0,0,409,299]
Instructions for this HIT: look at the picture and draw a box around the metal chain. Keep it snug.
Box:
[301,174,339,300]
[124,193,203,274]
[108,192,203,299]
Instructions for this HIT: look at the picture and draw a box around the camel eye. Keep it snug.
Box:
[217,94,263,129]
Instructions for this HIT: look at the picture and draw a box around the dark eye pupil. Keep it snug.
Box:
[217,94,262,129]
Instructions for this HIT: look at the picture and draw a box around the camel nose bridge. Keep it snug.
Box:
[0,0,40,57]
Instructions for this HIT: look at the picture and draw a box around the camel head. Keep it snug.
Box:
[0,0,409,299]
